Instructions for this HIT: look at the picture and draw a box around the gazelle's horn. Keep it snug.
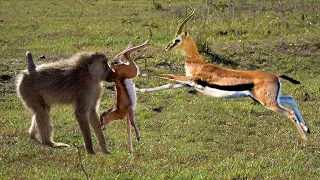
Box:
[176,9,195,34]
[113,42,134,62]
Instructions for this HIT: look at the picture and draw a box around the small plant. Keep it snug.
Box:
[152,1,163,10]
[142,22,159,40]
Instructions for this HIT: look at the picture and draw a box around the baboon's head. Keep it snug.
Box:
[88,53,116,82]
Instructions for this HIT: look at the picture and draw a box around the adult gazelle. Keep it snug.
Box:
[137,10,310,140]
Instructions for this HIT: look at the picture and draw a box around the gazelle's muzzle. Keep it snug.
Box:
[166,40,180,51]
[165,44,173,51]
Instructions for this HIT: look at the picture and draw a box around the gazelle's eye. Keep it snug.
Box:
[175,39,180,43]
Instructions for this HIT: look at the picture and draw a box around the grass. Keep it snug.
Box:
[1,0,320,179]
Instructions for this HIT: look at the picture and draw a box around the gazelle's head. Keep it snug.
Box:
[111,40,149,79]
[111,60,137,79]
[165,9,195,51]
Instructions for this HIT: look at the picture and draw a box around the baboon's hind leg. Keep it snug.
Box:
[29,114,39,142]
[33,105,69,148]
[75,108,95,154]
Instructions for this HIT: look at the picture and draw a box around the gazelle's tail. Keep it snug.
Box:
[278,74,300,84]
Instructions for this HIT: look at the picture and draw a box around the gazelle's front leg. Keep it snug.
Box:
[136,73,203,93]
[279,96,310,133]
[141,73,192,82]
[100,108,124,130]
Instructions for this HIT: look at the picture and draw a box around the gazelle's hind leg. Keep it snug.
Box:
[279,96,310,133]
[128,108,140,141]
[251,81,306,140]
[126,115,133,152]
[136,83,187,93]
[268,104,307,140]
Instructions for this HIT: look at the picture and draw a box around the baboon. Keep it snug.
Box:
[16,51,116,154]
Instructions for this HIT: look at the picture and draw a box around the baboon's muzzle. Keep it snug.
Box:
[106,69,117,82]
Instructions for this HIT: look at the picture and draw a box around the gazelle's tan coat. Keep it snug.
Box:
[100,40,149,152]
[138,10,309,140]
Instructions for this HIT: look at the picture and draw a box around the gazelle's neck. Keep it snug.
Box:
[181,40,205,64]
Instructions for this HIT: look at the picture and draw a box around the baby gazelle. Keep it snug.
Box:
[100,40,149,152]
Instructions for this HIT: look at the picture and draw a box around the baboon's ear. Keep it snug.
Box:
[90,53,98,60]
[90,52,106,61]
[88,59,104,81]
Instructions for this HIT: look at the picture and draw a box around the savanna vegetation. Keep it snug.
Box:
[0,0,319,179]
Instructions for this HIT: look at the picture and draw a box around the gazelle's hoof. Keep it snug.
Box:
[299,122,310,133]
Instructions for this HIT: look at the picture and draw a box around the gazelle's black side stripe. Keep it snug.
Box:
[195,79,254,91]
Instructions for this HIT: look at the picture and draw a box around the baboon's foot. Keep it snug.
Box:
[102,148,111,155]
[84,146,96,154]
[29,136,41,143]
[43,142,70,148]
[47,142,70,148]
[86,149,96,155]
[41,141,70,148]
[128,146,133,153]
[29,133,38,141]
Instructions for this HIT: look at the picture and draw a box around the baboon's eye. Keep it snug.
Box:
[104,63,110,70]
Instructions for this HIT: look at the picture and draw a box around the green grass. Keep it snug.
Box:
[1,0,320,179]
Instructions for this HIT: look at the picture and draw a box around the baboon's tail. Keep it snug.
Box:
[26,51,36,73]
[278,74,301,84]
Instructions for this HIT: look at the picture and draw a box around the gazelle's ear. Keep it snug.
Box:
[181,32,189,38]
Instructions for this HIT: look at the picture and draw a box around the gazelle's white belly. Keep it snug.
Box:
[123,79,136,108]
[196,86,251,98]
